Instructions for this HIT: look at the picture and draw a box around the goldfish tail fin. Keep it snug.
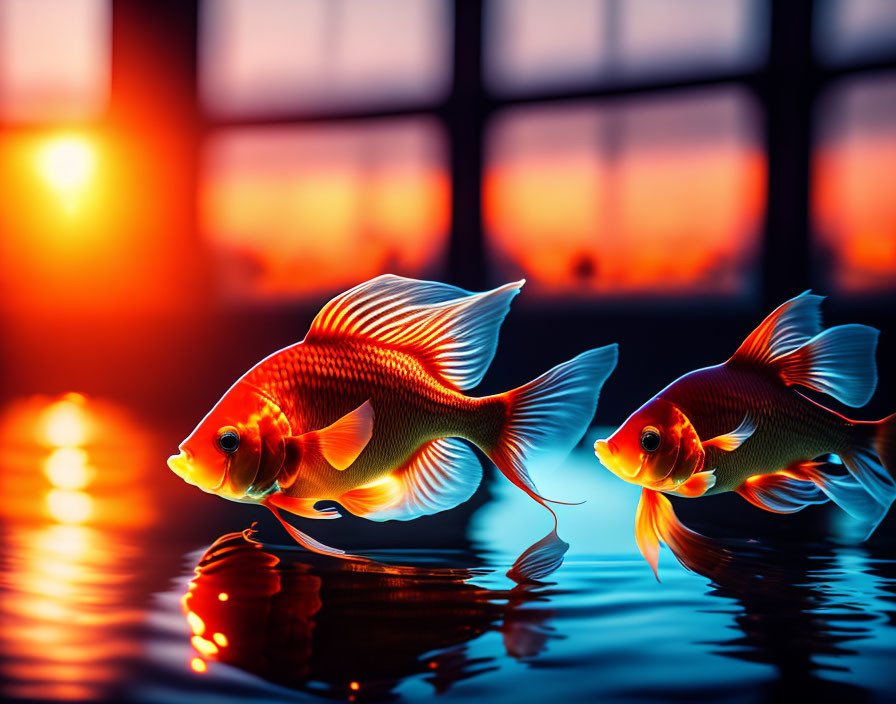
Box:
[483,345,618,506]
[636,488,727,580]
[833,413,896,536]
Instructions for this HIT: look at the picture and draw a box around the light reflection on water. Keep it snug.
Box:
[0,394,154,703]
[0,404,895,703]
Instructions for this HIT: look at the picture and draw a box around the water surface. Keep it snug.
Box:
[1,399,894,702]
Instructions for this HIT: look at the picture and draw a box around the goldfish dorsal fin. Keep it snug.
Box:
[729,291,824,367]
[338,438,483,521]
[306,400,374,471]
[304,275,523,390]
[674,470,716,497]
[703,414,756,452]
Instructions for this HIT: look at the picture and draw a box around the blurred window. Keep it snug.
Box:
[201,119,450,303]
[814,0,896,66]
[0,0,110,122]
[484,0,767,94]
[484,89,765,298]
[813,76,896,295]
[200,0,453,117]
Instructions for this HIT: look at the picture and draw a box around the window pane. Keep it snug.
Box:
[201,119,450,302]
[813,76,896,295]
[0,0,110,121]
[484,0,607,93]
[814,0,896,66]
[484,89,765,299]
[201,0,453,117]
[485,0,767,94]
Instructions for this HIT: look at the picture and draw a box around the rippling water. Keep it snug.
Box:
[1,399,895,703]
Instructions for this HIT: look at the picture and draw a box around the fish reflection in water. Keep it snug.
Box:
[666,526,895,702]
[181,529,558,699]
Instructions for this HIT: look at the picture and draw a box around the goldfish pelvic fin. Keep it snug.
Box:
[506,528,569,583]
[266,493,341,519]
[484,346,618,507]
[303,400,374,471]
[674,470,716,497]
[729,290,823,367]
[635,488,723,580]
[339,438,483,521]
[735,468,828,513]
[304,274,523,390]
[775,324,879,408]
[263,499,356,559]
[703,414,756,452]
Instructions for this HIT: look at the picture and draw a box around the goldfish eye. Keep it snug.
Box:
[216,427,240,454]
[640,427,661,453]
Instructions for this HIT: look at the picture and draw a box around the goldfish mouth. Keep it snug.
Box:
[167,450,195,484]
[594,438,640,479]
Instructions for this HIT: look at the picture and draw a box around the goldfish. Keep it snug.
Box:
[169,275,618,571]
[594,291,895,578]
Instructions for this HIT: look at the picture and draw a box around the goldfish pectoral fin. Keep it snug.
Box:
[635,489,662,580]
[303,274,524,390]
[266,493,341,519]
[703,414,756,452]
[506,528,569,584]
[339,438,483,521]
[306,400,374,471]
[675,470,717,498]
[728,290,823,366]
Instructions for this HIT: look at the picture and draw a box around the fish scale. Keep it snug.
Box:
[662,363,851,493]
[246,340,498,499]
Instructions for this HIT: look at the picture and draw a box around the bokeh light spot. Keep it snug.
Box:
[46,489,93,524]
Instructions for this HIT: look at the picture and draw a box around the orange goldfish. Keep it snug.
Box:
[594,292,895,578]
[169,275,618,569]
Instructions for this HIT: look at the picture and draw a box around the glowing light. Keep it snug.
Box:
[44,448,91,490]
[41,397,89,447]
[46,490,92,524]
[217,592,229,602]
[212,632,228,647]
[350,681,360,691]
[36,137,96,195]
[190,658,207,674]
[186,611,205,636]
[191,635,219,657]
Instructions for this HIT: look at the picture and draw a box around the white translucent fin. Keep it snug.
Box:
[305,400,374,471]
[839,447,896,515]
[304,274,523,390]
[703,414,757,452]
[776,324,879,408]
[339,438,483,521]
[729,291,824,366]
[506,528,569,583]
[485,345,618,505]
